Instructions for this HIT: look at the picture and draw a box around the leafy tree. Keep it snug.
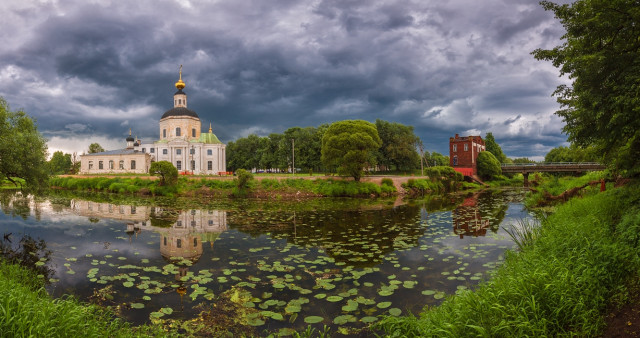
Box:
[484,132,507,163]
[149,161,178,186]
[533,0,640,173]
[375,119,420,171]
[49,151,72,175]
[512,157,537,164]
[234,169,254,190]
[477,151,502,180]
[424,151,450,167]
[321,120,382,181]
[88,143,105,154]
[0,98,49,191]
[544,144,600,163]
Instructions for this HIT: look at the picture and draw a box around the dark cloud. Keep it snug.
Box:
[0,0,569,160]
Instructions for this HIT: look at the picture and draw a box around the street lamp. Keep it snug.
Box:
[291,138,295,176]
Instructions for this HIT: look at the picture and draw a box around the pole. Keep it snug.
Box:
[291,138,295,176]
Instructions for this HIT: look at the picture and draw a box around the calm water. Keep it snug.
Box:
[0,189,531,335]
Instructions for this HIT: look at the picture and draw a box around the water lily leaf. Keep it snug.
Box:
[326,295,343,302]
[361,316,378,323]
[389,308,402,316]
[377,301,392,309]
[131,303,144,309]
[123,281,134,288]
[160,307,173,315]
[304,316,324,324]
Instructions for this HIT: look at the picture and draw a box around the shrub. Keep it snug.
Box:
[477,151,502,180]
[149,161,178,186]
[234,169,254,190]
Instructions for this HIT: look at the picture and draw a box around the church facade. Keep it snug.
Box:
[80,69,226,175]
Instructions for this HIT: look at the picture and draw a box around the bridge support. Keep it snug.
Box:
[523,173,529,187]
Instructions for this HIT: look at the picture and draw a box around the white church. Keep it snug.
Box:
[80,68,227,175]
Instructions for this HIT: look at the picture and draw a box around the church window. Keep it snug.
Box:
[131,206,136,214]
[192,129,196,137]
[176,127,181,137]
[119,160,124,169]
[150,148,155,153]
[194,238,198,247]
[190,148,195,155]
[208,220,213,225]
[464,144,468,151]
[176,149,182,155]
[163,129,166,138]
[207,149,212,156]
[131,160,136,170]
[453,144,457,152]
[176,161,182,170]
[177,239,182,248]
[88,161,93,169]
[119,206,125,214]
[99,161,104,169]
[207,161,212,170]
[177,221,182,227]
[191,160,195,170]
[162,149,167,155]
[142,148,146,153]
[109,160,114,169]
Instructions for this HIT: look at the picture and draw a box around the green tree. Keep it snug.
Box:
[88,143,104,154]
[0,98,49,191]
[321,120,382,181]
[512,157,536,164]
[375,119,420,171]
[149,161,178,186]
[49,151,72,175]
[533,0,640,173]
[424,151,450,167]
[484,132,507,163]
[476,151,502,180]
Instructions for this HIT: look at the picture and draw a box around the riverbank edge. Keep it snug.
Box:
[0,260,169,337]
[376,177,640,336]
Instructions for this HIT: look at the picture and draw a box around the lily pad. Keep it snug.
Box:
[304,316,324,324]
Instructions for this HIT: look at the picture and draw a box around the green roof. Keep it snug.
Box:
[194,132,223,144]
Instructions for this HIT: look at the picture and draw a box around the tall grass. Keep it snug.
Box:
[376,181,640,337]
[0,261,164,337]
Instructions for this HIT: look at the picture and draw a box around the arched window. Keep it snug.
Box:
[163,129,166,138]
[119,160,124,169]
[453,155,458,166]
[131,160,136,170]
[108,160,114,169]
[99,161,104,169]
[192,128,196,137]
[176,127,181,137]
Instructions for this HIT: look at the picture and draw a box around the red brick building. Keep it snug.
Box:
[449,134,486,176]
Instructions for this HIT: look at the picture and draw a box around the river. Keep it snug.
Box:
[0,189,531,335]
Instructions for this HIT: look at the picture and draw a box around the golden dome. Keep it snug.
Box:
[175,64,186,90]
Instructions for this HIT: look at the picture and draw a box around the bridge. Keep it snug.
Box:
[500,162,606,186]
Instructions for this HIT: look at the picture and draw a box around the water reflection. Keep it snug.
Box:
[452,192,507,239]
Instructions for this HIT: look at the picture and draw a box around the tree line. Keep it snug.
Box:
[226,119,449,174]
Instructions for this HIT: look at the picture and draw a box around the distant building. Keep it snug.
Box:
[449,134,485,176]
[80,66,226,174]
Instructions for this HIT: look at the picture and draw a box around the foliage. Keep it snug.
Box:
[321,120,382,181]
[88,143,104,154]
[377,182,640,336]
[423,151,449,167]
[49,151,72,175]
[476,151,502,180]
[375,119,420,171]
[484,132,507,163]
[533,0,640,174]
[404,166,465,195]
[149,161,178,186]
[0,261,164,337]
[524,171,607,207]
[234,169,254,190]
[0,98,49,192]
[511,157,536,164]
[544,144,601,163]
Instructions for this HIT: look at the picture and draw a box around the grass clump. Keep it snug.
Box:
[376,180,640,337]
[0,260,164,337]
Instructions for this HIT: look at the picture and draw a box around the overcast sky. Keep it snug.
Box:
[0,0,573,160]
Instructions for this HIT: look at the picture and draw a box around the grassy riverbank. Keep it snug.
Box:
[0,260,166,337]
[377,176,640,336]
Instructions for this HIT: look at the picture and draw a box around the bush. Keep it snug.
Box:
[149,161,178,186]
[477,151,502,180]
[234,169,254,190]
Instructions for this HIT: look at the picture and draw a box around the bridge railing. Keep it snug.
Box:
[500,162,604,167]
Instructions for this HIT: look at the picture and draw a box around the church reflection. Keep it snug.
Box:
[71,200,227,263]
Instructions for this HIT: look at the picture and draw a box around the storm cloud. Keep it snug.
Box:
[0,0,572,160]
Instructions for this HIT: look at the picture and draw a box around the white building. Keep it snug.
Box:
[80,68,226,174]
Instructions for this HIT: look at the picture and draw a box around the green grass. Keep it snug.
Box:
[376,179,640,337]
[0,260,166,337]
[525,171,608,207]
